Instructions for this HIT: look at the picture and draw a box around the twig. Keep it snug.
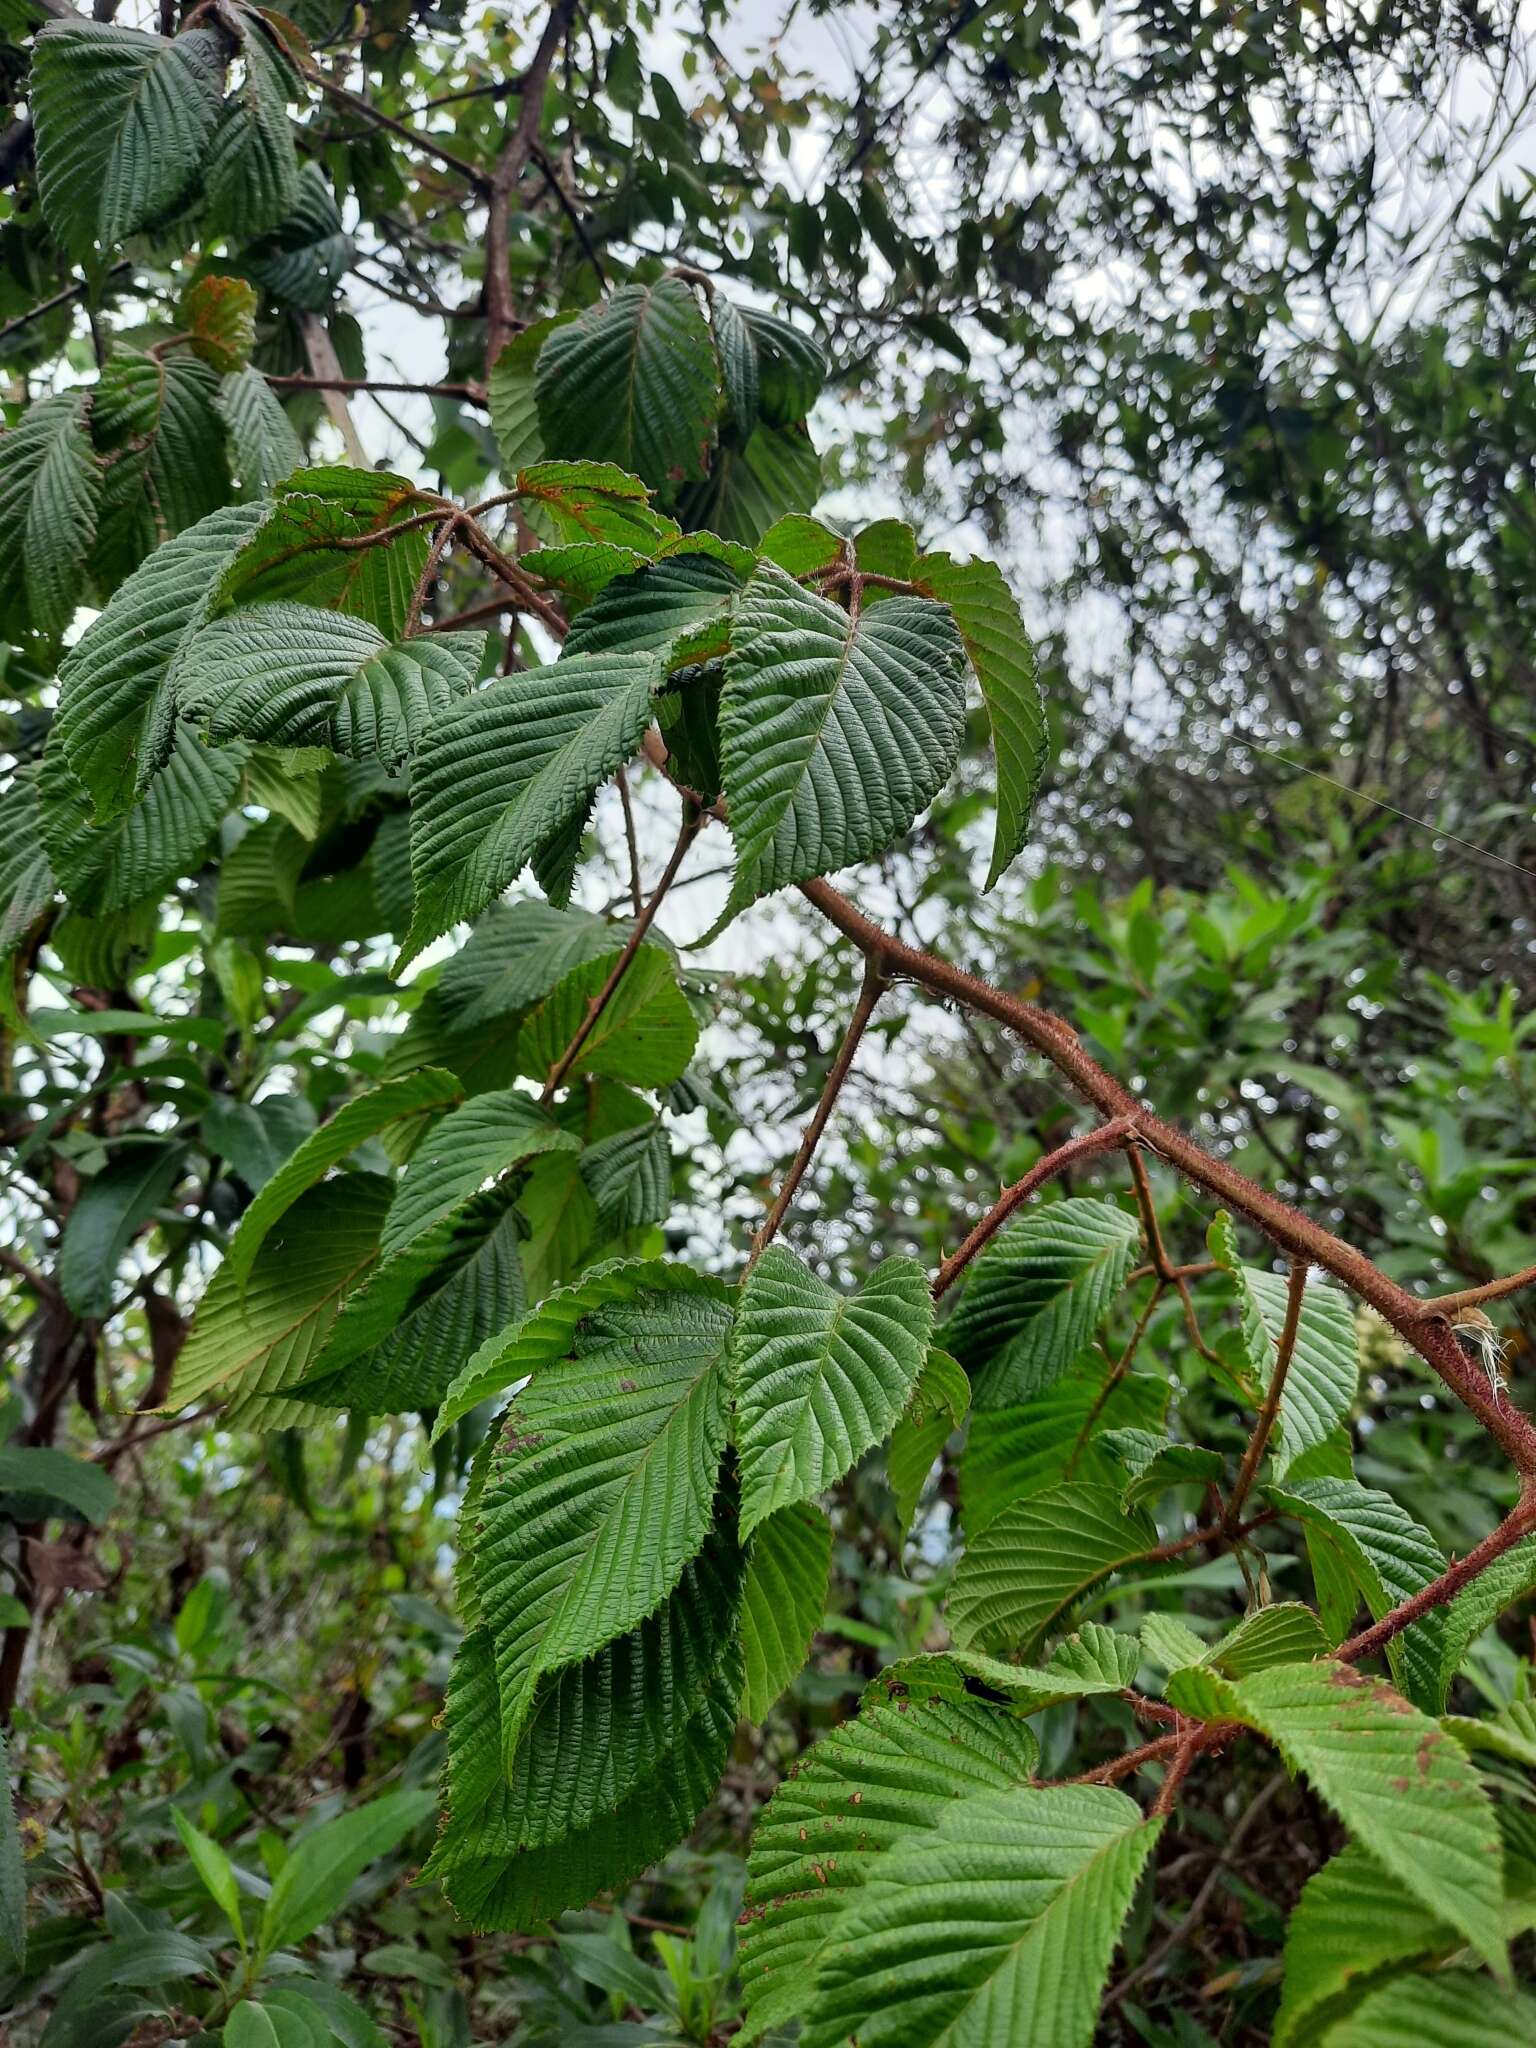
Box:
[1429,1264,1536,1314]
[302,64,489,190]
[932,1118,1138,1299]
[404,514,463,637]
[263,372,488,405]
[747,954,890,1269]
[615,767,644,918]
[485,1,579,374]
[1337,1491,1536,1665]
[1224,1257,1308,1530]
[1127,1141,1175,1281]
[540,808,700,1102]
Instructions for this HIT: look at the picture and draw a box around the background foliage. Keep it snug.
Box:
[1,2,1535,2043]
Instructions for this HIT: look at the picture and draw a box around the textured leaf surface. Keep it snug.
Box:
[472,1284,734,1753]
[871,1625,1142,1718]
[1102,1426,1225,1508]
[404,652,660,958]
[731,1247,933,1537]
[219,467,428,634]
[431,1256,713,1436]
[579,1120,672,1234]
[41,731,245,917]
[0,772,54,955]
[949,1483,1158,1655]
[535,280,720,490]
[1221,1256,1359,1476]
[1432,1534,1536,1711]
[563,554,740,663]
[204,13,302,237]
[1165,1659,1506,1976]
[888,1346,970,1536]
[58,1144,183,1318]
[216,368,305,498]
[740,1501,832,1720]
[165,1177,390,1410]
[51,497,268,815]
[805,1784,1160,2048]
[676,422,822,543]
[179,602,484,770]
[383,1090,574,1257]
[512,460,679,549]
[225,1070,462,1292]
[516,947,697,1091]
[914,552,1047,888]
[739,1696,1038,2046]
[1315,1973,1536,2046]
[942,1197,1142,1409]
[31,22,224,256]
[438,899,660,1030]
[960,1365,1165,1533]
[91,350,232,585]
[718,564,967,917]
[1268,1478,1447,1708]
[0,391,101,649]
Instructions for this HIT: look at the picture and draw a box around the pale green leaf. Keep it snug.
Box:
[515,947,697,1091]
[949,1483,1158,1656]
[438,898,664,1030]
[258,1789,434,1958]
[888,1345,969,1537]
[1217,1253,1359,1476]
[382,1090,574,1256]
[871,1624,1141,1718]
[959,1364,1166,1534]
[579,1120,672,1234]
[216,369,306,498]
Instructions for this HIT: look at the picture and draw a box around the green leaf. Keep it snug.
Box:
[942,1198,1144,1410]
[57,1144,183,1318]
[731,1247,933,1538]
[218,467,429,636]
[1443,1697,1536,1770]
[30,21,224,258]
[535,280,720,490]
[1310,1972,1536,2046]
[1204,1602,1331,1678]
[888,1346,969,1537]
[439,898,663,1030]
[949,1482,1158,1656]
[1164,1659,1506,1977]
[913,553,1047,889]
[293,1196,523,1412]
[488,315,577,475]
[1217,1254,1359,1476]
[179,604,484,770]
[204,11,302,237]
[1274,1841,1459,2047]
[216,368,306,498]
[740,1501,832,1720]
[172,1808,246,1951]
[1432,1535,1536,1711]
[382,1091,574,1256]
[512,460,679,550]
[258,1789,434,1958]
[0,772,53,957]
[54,503,269,819]
[41,728,244,918]
[563,554,741,664]
[738,305,827,424]
[91,350,232,585]
[676,423,822,543]
[739,1695,1039,2046]
[238,161,353,311]
[579,1120,672,1234]
[516,947,698,1091]
[225,2003,281,2048]
[472,1277,734,1755]
[1102,1427,1225,1509]
[0,392,101,649]
[871,1624,1142,1718]
[402,651,661,961]
[804,1784,1160,2048]
[165,1175,391,1411]
[431,1255,692,1437]
[711,292,759,438]
[0,1732,24,1974]
[202,1093,317,1192]
[1267,1478,1447,1708]
[0,1446,116,1525]
[717,563,967,920]
[959,1369,1166,1536]
[224,1070,461,1292]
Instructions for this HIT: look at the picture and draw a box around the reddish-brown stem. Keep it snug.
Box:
[1337,1491,1536,1665]
[485,1,578,374]
[747,955,890,1270]
[1224,1257,1308,1530]
[404,513,462,638]
[794,875,1536,1475]
[615,767,643,919]
[932,1118,1138,1300]
[456,521,569,639]
[1126,1141,1175,1281]
[1151,1727,1207,1818]
[540,809,700,1102]
[1430,1265,1536,1314]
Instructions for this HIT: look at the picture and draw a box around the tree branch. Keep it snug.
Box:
[932,1118,1138,1299]
[748,953,890,1269]
[1337,1490,1536,1664]
[1429,1264,1536,1314]
[485,0,579,374]
[1224,1256,1307,1529]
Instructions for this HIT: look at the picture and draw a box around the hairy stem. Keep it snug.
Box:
[1224,1256,1307,1530]
[1337,1490,1536,1665]
[747,954,890,1269]
[932,1118,1138,1299]
[485,0,579,373]
[540,808,699,1102]
[1430,1264,1536,1314]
